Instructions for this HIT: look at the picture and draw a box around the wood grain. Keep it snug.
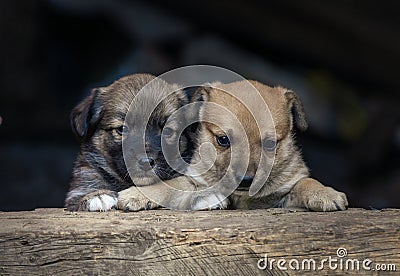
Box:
[0,208,398,275]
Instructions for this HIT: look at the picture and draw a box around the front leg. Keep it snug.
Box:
[190,191,230,210]
[118,177,229,211]
[118,186,160,211]
[118,177,194,211]
[281,178,348,211]
[66,189,118,212]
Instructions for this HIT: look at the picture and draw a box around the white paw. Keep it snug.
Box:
[87,194,118,212]
[191,192,229,210]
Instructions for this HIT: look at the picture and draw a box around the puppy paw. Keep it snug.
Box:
[118,187,159,212]
[79,190,118,212]
[304,186,348,212]
[191,193,230,210]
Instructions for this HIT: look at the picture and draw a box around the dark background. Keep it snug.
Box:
[1,0,399,211]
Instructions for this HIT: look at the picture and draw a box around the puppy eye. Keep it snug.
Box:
[216,135,230,147]
[264,139,277,151]
[116,125,127,135]
[162,127,174,137]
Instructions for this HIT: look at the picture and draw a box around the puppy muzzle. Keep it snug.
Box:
[138,157,155,171]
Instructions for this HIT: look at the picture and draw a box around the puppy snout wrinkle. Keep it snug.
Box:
[139,157,155,171]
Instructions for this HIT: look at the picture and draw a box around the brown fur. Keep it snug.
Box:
[65,74,189,211]
[118,80,348,211]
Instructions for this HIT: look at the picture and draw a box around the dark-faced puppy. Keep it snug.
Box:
[118,80,348,212]
[65,74,188,211]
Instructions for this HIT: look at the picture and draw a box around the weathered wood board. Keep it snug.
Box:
[0,208,399,275]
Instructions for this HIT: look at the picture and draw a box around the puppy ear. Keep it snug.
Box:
[70,88,104,140]
[184,85,214,135]
[191,82,222,102]
[191,86,211,103]
[284,90,308,131]
[170,84,189,107]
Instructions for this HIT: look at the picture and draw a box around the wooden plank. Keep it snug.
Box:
[0,208,399,275]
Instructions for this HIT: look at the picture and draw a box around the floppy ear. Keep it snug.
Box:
[167,83,188,107]
[70,88,104,140]
[184,85,215,134]
[191,81,223,103]
[191,85,211,103]
[284,90,308,131]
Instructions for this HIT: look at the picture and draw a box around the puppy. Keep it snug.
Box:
[65,74,189,211]
[118,80,348,212]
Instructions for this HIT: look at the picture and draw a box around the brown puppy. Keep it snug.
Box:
[118,80,348,211]
[65,74,189,211]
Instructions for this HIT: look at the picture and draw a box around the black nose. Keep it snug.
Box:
[237,175,254,190]
[138,157,155,171]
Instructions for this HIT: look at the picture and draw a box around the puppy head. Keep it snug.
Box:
[192,80,307,192]
[71,74,188,186]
